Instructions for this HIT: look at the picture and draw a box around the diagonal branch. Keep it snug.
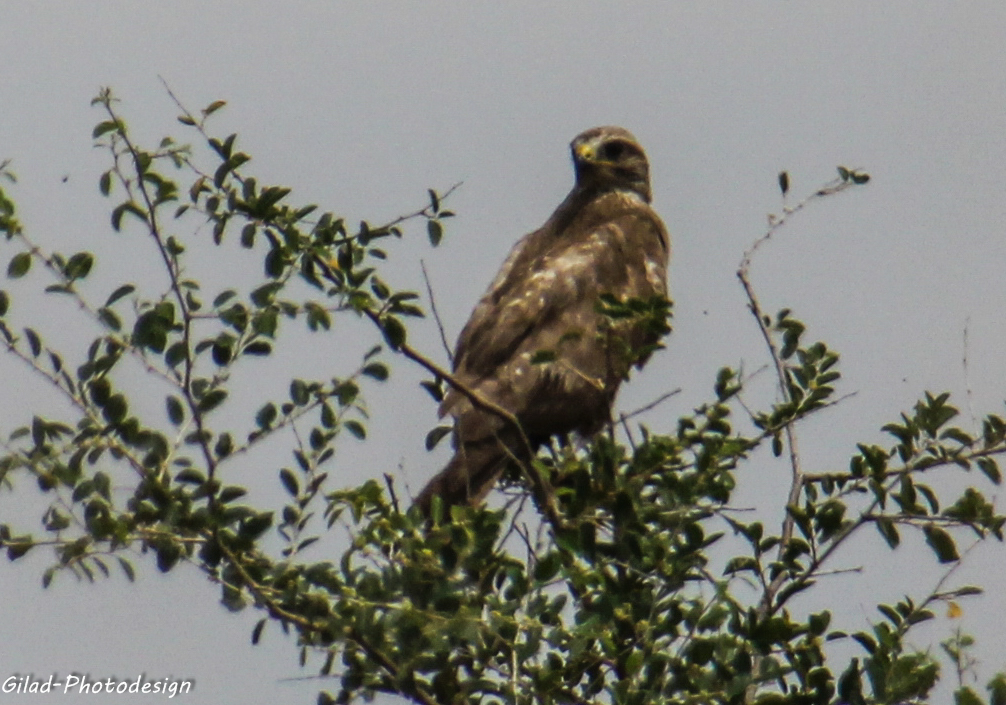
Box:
[364,309,563,530]
[100,97,218,484]
[420,259,453,364]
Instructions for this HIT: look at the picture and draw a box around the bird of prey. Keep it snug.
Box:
[414,126,670,517]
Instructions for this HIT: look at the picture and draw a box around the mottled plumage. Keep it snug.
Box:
[415,126,670,517]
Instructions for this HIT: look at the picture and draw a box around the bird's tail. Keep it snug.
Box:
[413,431,528,519]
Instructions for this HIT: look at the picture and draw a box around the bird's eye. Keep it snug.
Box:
[600,141,628,161]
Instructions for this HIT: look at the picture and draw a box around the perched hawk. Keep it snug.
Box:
[414,126,670,517]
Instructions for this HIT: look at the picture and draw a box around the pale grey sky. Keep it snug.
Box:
[2,2,1005,703]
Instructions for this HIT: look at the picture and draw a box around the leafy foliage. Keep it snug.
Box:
[0,91,1004,705]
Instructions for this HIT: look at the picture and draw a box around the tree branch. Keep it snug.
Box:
[364,308,564,530]
[213,538,440,705]
[420,259,453,364]
[738,175,864,621]
[100,97,218,483]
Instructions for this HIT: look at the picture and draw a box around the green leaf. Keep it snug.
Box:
[877,603,901,626]
[240,223,256,248]
[876,517,900,549]
[362,362,388,381]
[0,290,8,316]
[344,420,366,439]
[105,284,135,307]
[256,403,277,429]
[117,557,135,582]
[290,379,309,405]
[164,342,187,367]
[133,308,172,353]
[724,556,758,575]
[956,687,984,705]
[7,252,31,278]
[23,327,40,357]
[166,396,185,425]
[211,338,233,366]
[988,674,1006,705]
[97,308,121,331]
[837,658,864,705]
[264,247,285,277]
[91,119,122,139]
[218,486,247,503]
[305,302,331,332]
[203,99,227,117]
[64,252,94,280]
[239,512,273,540]
[213,289,237,308]
[251,618,266,645]
[320,403,336,429]
[941,427,974,445]
[978,457,1002,485]
[808,611,831,636]
[243,341,272,356]
[778,170,790,195]
[99,170,113,196]
[102,394,128,424]
[197,389,228,413]
[215,432,234,458]
[176,468,206,485]
[250,283,282,308]
[252,308,278,337]
[110,201,147,231]
[155,542,181,572]
[425,425,452,451]
[427,218,444,246]
[380,315,406,349]
[7,540,34,561]
[924,525,960,563]
[279,469,299,496]
[420,379,444,403]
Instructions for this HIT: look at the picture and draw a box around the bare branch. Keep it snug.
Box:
[619,388,681,423]
[420,259,453,364]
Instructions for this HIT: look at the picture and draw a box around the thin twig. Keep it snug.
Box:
[963,317,977,431]
[802,442,1006,486]
[738,177,853,273]
[383,473,400,514]
[618,415,637,451]
[619,388,682,423]
[420,259,453,364]
[813,566,864,578]
[497,491,533,555]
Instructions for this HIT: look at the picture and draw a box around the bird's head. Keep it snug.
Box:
[570,126,652,203]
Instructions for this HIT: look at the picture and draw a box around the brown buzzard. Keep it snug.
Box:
[414,126,670,517]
